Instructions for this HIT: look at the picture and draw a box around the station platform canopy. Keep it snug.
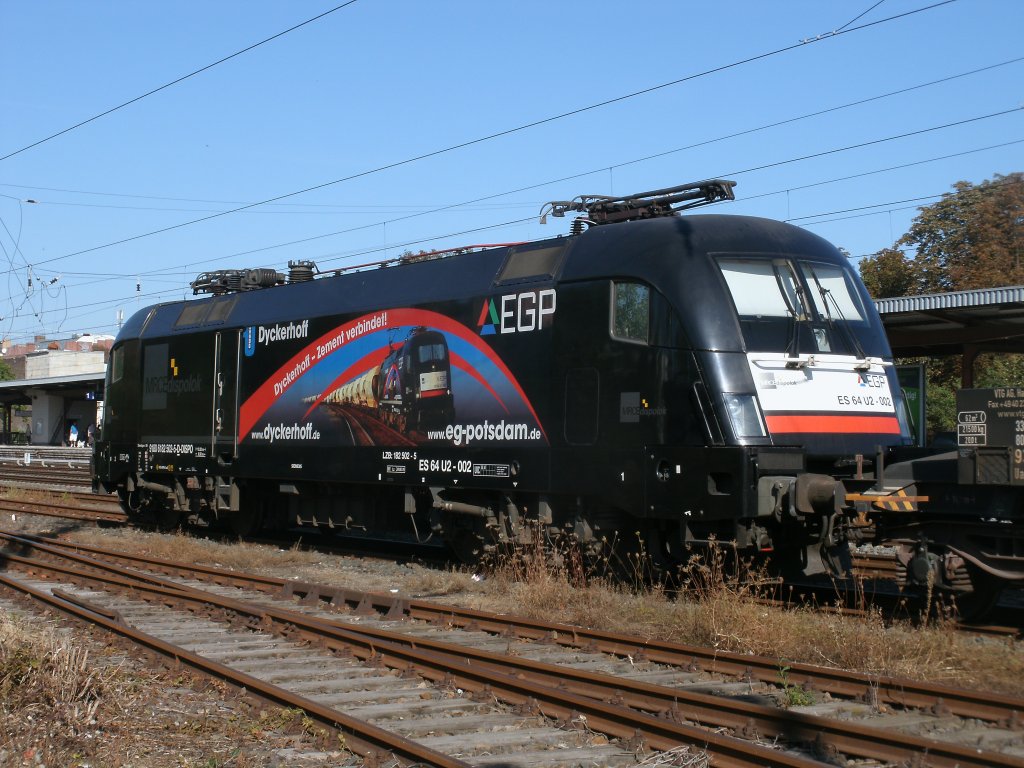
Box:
[0,371,105,405]
[874,285,1024,387]
[0,370,104,445]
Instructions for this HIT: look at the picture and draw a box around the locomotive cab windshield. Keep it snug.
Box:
[710,250,912,467]
[717,256,884,358]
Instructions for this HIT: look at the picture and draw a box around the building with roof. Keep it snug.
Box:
[0,335,109,445]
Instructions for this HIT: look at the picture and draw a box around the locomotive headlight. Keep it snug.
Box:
[722,393,766,438]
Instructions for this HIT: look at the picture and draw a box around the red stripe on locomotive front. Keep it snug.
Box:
[765,414,902,434]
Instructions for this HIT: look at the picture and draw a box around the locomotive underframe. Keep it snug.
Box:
[97,447,1022,627]
[88,211,1024,624]
[95,436,854,576]
[100,453,1024,595]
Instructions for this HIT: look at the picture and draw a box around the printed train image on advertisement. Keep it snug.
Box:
[92,180,1023,616]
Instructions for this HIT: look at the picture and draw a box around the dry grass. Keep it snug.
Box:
[404,566,482,597]
[0,611,115,763]
[81,528,319,573]
[0,510,1020,764]
[474,535,1024,694]
[0,604,343,766]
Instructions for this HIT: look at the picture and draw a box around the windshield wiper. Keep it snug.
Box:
[775,277,801,359]
[774,265,809,362]
[805,267,871,366]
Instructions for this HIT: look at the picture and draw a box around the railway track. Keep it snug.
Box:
[0,446,93,490]
[0,471,1021,638]
[0,487,126,525]
[1,528,1023,767]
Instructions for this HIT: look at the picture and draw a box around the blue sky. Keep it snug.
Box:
[1,0,1021,346]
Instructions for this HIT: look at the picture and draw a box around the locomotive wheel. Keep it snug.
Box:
[903,562,1004,622]
[596,525,685,584]
[636,527,680,580]
[765,544,809,580]
[445,525,487,563]
[440,505,504,564]
[639,523,735,582]
[124,488,181,530]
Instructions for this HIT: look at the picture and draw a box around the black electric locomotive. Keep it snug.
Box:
[96,180,926,584]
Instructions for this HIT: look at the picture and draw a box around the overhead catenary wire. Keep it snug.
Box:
[306,180,1023,268]
[739,138,1024,203]
[1,215,537,344]
[791,176,1022,229]
[113,106,1024,280]
[5,52,1019,216]
[8,173,1020,345]
[8,1,1016,343]
[0,1,362,163]
[788,194,945,223]
[7,118,1021,319]
[717,107,1021,183]
[9,0,959,272]
[12,89,1018,293]
[796,201,942,228]
[834,0,888,34]
[2,199,540,215]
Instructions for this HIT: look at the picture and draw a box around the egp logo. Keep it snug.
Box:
[478,289,556,336]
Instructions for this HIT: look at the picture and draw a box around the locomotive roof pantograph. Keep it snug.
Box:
[190,260,318,296]
[539,178,737,231]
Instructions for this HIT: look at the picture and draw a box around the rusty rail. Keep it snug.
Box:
[0,547,821,768]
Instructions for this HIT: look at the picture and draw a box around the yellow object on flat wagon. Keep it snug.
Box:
[846,487,930,512]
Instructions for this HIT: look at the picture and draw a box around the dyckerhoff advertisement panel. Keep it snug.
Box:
[232,298,555,484]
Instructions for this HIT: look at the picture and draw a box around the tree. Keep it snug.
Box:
[859,246,915,298]
[0,358,13,382]
[858,173,1024,297]
[901,172,1024,293]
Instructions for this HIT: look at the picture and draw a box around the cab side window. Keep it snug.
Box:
[111,346,125,383]
[611,281,650,344]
